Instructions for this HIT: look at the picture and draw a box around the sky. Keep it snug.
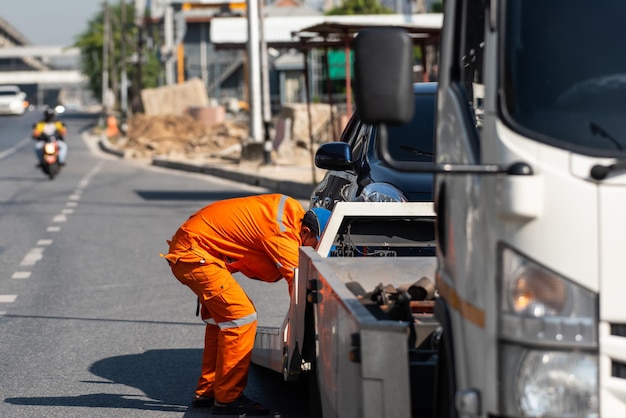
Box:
[0,0,103,46]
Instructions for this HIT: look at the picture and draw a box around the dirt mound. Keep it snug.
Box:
[111,114,246,160]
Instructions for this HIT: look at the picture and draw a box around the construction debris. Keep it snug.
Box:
[105,99,347,165]
[141,78,210,116]
[109,113,245,160]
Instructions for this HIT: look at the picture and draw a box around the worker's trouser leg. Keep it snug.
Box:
[169,260,257,404]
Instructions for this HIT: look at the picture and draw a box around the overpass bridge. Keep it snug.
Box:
[0,16,92,108]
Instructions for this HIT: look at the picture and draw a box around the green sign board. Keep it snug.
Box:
[327,50,354,80]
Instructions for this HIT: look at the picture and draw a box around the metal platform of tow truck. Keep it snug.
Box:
[252,201,437,376]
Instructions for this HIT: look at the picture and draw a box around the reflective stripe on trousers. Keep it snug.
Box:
[203,312,258,329]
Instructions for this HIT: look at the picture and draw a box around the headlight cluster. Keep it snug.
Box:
[499,247,598,417]
[355,182,407,203]
[517,351,598,416]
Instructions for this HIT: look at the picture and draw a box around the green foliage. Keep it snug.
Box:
[73,3,161,110]
[413,46,423,62]
[430,1,443,13]
[325,0,393,15]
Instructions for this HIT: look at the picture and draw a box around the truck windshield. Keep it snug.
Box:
[502,0,626,155]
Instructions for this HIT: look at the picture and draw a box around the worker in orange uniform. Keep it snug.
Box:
[161,194,331,415]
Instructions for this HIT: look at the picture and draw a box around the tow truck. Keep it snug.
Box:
[253,201,441,418]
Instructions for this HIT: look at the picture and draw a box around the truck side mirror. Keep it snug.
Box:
[354,28,414,126]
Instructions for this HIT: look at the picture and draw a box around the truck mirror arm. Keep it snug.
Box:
[377,124,533,176]
[590,160,626,180]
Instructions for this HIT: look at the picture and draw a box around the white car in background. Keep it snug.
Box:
[0,85,27,115]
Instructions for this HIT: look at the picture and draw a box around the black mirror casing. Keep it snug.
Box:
[315,142,353,170]
[354,28,414,126]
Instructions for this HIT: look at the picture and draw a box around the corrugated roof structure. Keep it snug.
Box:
[211,13,442,49]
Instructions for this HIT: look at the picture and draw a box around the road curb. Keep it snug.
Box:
[98,135,126,158]
[98,136,314,200]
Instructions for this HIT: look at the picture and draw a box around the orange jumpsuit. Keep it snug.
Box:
[161,194,305,403]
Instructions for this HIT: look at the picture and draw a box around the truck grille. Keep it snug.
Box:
[611,324,626,337]
[610,324,626,379]
[613,361,626,379]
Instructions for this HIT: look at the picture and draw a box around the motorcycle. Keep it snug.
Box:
[37,133,61,180]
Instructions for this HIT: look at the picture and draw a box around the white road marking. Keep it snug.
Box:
[69,194,80,201]
[62,209,74,214]
[12,272,31,279]
[37,239,53,246]
[53,214,67,222]
[0,295,17,303]
[66,202,78,207]
[0,137,29,160]
[20,248,44,266]
[47,226,61,232]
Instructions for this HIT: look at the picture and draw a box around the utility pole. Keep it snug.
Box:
[164,4,175,85]
[102,0,110,121]
[247,0,262,144]
[259,0,272,163]
[120,0,128,118]
[132,0,145,113]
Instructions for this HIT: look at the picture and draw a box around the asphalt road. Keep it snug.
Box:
[0,110,310,417]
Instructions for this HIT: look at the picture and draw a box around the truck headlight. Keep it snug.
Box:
[498,246,598,417]
[517,351,597,416]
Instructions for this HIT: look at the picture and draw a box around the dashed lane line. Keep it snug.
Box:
[20,248,44,266]
[12,272,31,279]
[0,294,17,316]
[6,162,102,292]
[53,214,68,222]
[0,137,29,160]
[1,163,104,320]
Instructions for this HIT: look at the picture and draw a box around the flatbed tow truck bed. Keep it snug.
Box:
[252,202,441,418]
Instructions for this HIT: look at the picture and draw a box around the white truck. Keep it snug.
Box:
[252,201,442,418]
[345,1,626,416]
[255,1,626,417]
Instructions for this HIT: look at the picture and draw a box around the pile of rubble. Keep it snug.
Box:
[110,114,246,161]
[104,78,347,165]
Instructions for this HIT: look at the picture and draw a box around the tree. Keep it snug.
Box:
[325,0,393,15]
[430,1,443,13]
[74,2,161,114]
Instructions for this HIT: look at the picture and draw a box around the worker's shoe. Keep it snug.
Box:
[212,395,270,416]
[191,395,214,408]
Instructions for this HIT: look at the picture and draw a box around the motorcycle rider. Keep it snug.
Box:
[32,108,68,166]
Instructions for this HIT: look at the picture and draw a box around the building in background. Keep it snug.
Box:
[0,15,93,109]
[141,0,440,118]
